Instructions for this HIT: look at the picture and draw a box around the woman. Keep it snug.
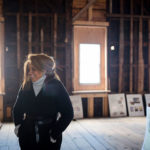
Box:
[13,53,73,150]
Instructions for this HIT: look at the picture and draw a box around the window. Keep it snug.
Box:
[79,44,100,84]
[73,25,108,91]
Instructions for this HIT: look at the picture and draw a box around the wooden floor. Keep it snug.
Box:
[0,117,146,150]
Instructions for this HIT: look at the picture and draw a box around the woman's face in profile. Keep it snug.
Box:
[28,64,44,82]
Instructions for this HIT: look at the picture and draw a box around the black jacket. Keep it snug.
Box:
[13,77,74,139]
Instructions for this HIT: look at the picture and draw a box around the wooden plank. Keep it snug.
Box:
[88,97,94,118]
[78,118,144,150]
[28,12,32,54]
[103,96,108,117]
[16,13,21,69]
[88,0,93,21]
[109,0,112,14]
[73,0,96,22]
[129,0,133,93]
[137,17,144,92]
[78,120,121,150]
[35,0,39,53]
[54,13,57,59]
[148,19,150,92]
[40,28,44,53]
[0,21,5,95]
[73,20,109,26]
[65,0,72,93]
[118,18,124,92]
[79,120,115,149]
[0,124,19,150]
[61,133,79,150]
[0,118,146,150]
[0,0,3,16]
[129,16,133,93]
[118,0,124,93]
[120,0,123,14]
[0,94,4,120]
[72,121,106,150]
[65,122,95,150]
[107,14,150,19]
[0,0,4,96]
[5,12,56,17]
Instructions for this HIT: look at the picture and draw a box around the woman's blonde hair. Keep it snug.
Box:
[22,53,59,88]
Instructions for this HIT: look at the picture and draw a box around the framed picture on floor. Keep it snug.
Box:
[108,93,127,117]
[126,94,144,117]
[70,95,83,119]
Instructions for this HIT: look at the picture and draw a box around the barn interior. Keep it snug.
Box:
[0,0,150,150]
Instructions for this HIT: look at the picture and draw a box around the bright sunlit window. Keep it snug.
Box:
[79,44,100,84]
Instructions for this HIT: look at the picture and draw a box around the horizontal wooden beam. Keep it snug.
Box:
[5,12,65,17]
[107,13,150,19]
[73,21,109,26]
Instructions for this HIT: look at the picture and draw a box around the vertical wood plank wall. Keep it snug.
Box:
[108,0,150,93]
[3,0,72,120]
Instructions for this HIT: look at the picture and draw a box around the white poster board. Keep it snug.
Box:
[70,95,83,119]
[145,94,150,107]
[108,94,127,117]
[126,94,144,117]
[142,107,150,150]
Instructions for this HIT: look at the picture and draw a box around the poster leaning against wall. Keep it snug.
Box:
[145,94,150,107]
[70,95,83,119]
[108,93,127,117]
[126,94,144,117]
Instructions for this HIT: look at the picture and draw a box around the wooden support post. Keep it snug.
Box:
[65,0,72,93]
[103,97,108,117]
[88,97,94,118]
[35,0,39,53]
[148,20,150,92]
[88,0,93,21]
[40,28,44,53]
[54,13,57,59]
[17,13,21,69]
[137,17,144,93]
[109,0,112,14]
[129,0,133,93]
[28,12,32,54]
[118,0,124,93]
[0,17,4,94]
[0,0,4,121]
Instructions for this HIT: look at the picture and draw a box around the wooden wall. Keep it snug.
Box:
[3,0,150,120]
[107,0,150,93]
[3,0,73,121]
[72,0,106,21]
